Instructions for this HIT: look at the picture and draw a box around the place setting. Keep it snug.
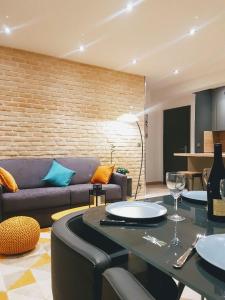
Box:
[100,200,168,227]
[181,191,207,205]
[172,178,225,280]
[99,171,189,228]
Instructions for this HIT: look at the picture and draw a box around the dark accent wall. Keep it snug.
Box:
[195,90,212,152]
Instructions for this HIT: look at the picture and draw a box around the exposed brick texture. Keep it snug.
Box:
[0,46,145,195]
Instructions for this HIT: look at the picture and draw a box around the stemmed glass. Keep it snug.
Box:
[220,179,225,199]
[166,172,186,222]
[169,221,181,246]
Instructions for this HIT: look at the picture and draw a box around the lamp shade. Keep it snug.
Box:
[117,113,138,123]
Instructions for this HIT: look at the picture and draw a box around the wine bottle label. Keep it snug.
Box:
[213,199,225,216]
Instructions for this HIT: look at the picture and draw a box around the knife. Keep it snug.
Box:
[100,219,159,227]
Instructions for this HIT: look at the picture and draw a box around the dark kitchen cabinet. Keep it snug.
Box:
[212,87,225,131]
[195,90,212,152]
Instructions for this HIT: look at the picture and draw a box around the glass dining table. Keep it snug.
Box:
[82,195,225,300]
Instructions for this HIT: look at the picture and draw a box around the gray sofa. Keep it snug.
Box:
[0,157,127,227]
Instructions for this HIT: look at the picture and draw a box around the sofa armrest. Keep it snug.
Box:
[0,185,3,222]
[110,173,127,201]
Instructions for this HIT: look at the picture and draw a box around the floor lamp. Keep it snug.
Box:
[117,113,144,200]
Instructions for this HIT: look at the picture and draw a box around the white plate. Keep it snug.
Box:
[105,201,167,219]
[196,234,225,271]
[182,191,207,204]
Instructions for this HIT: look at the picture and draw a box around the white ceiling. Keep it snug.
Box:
[1,0,225,102]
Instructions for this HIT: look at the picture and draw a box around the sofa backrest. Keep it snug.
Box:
[0,157,100,189]
[56,157,100,184]
[0,158,53,189]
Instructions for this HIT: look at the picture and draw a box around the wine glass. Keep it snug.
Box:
[166,172,186,222]
[220,179,225,199]
[169,221,181,247]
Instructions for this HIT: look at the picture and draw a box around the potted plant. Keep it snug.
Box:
[116,167,129,175]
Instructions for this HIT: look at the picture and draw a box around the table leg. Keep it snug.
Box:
[177,282,185,300]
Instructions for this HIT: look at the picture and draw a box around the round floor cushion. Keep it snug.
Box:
[0,216,40,255]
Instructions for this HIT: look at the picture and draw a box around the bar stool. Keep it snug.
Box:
[202,168,211,190]
[178,171,204,190]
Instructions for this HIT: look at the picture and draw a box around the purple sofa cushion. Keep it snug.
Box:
[0,158,53,189]
[66,183,122,206]
[2,187,70,213]
[56,157,100,184]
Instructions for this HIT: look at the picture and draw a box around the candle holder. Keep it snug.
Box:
[89,185,106,207]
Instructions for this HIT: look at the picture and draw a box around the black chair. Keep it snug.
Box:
[51,210,128,300]
[123,254,178,300]
[102,267,155,300]
[51,210,179,300]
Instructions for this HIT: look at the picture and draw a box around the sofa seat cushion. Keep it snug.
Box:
[67,184,122,206]
[2,187,71,213]
[103,184,122,201]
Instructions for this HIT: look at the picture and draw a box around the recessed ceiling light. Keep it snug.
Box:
[126,3,133,12]
[3,25,11,35]
[189,27,198,36]
[79,45,85,52]
[194,15,199,20]
[6,15,9,19]
[132,59,137,65]
[173,69,179,75]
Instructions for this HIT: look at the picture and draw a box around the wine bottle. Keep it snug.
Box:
[207,143,225,221]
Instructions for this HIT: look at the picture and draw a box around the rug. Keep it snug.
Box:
[0,227,200,300]
[0,228,52,300]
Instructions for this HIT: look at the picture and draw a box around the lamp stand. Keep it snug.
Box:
[134,121,144,199]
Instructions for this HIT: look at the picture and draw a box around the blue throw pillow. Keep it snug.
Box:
[42,160,76,187]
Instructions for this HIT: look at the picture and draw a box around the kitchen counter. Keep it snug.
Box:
[174,152,225,157]
[174,152,225,172]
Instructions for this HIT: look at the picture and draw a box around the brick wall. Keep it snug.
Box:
[0,46,145,195]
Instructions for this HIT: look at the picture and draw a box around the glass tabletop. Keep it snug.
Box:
[83,195,225,300]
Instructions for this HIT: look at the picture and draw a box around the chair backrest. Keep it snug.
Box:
[102,268,155,300]
[51,211,126,300]
[51,212,111,300]
[202,168,211,189]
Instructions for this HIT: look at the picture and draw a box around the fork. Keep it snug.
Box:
[173,234,203,268]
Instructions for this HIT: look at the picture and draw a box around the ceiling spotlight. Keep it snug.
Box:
[189,28,197,36]
[126,3,133,12]
[132,59,137,65]
[6,16,9,19]
[173,69,179,75]
[3,25,11,35]
[79,45,85,52]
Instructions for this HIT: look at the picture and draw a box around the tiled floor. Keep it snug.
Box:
[0,184,202,300]
[145,183,170,198]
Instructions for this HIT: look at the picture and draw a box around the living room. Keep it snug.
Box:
[1,1,225,300]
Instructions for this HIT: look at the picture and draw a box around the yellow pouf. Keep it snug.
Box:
[0,216,40,255]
